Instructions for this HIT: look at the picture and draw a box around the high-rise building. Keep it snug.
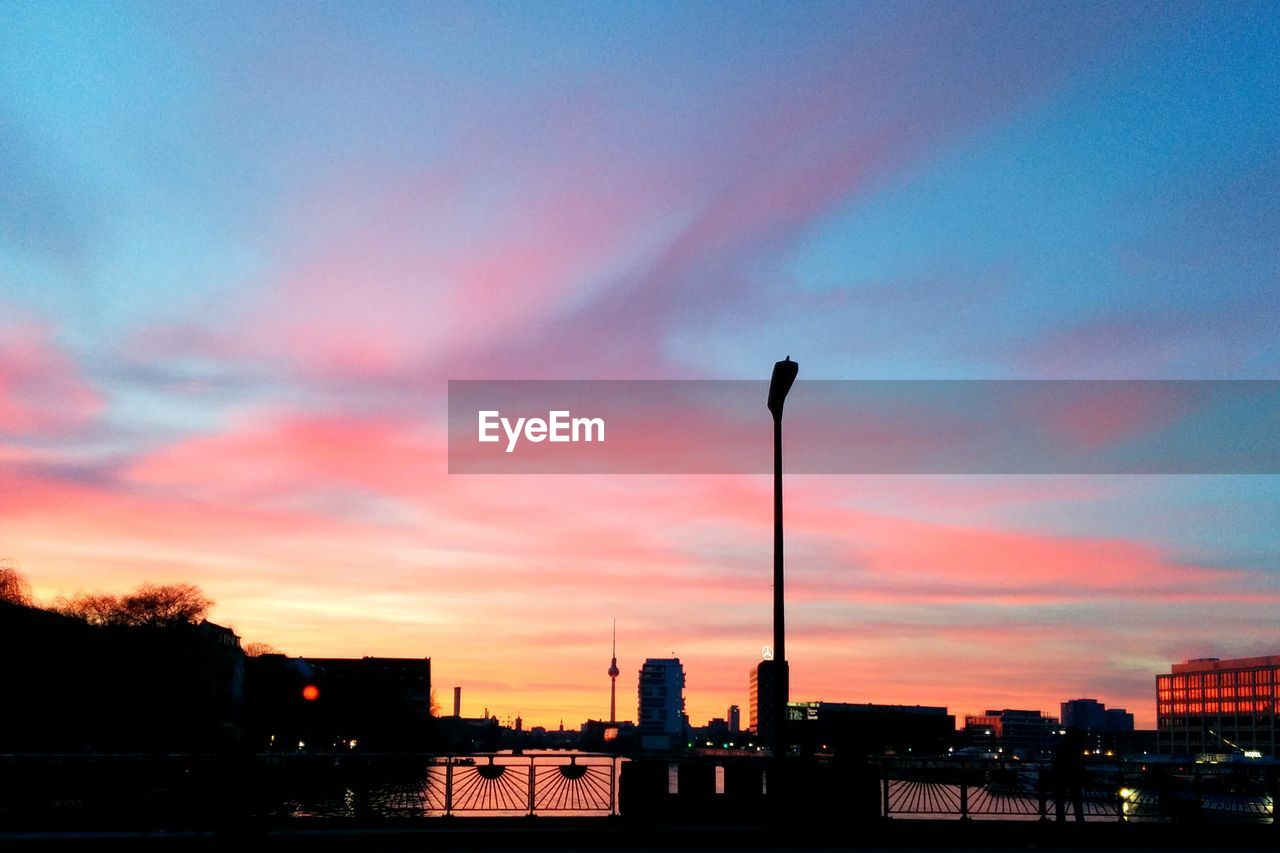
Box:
[1157,655,1280,757]
[727,704,741,733]
[638,657,686,751]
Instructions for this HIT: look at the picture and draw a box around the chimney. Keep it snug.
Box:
[453,686,462,717]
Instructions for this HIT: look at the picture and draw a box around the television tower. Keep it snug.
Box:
[607,619,620,722]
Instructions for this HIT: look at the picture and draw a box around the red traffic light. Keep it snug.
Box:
[302,684,320,701]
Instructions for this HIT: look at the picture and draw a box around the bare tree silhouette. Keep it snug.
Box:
[55,582,212,627]
[0,558,32,606]
[244,641,281,657]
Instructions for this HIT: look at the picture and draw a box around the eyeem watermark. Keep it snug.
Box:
[478,410,605,453]
[450,379,1280,474]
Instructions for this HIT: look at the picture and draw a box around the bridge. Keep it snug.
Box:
[2,752,1278,844]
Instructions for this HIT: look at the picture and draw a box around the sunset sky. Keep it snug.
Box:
[2,1,1279,730]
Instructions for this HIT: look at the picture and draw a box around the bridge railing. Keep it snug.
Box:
[426,753,619,816]
[876,756,1278,823]
[0,752,621,825]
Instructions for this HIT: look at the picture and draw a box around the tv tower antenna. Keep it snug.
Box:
[607,618,620,723]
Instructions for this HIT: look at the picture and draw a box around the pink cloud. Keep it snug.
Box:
[119,4,1150,389]
[0,316,103,436]
[5,434,1268,731]
[6,394,1262,732]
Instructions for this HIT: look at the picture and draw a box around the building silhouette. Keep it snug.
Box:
[1060,697,1151,756]
[1,600,244,752]
[244,654,431,751]
[638,657,686,751]
[787,701,954,757]
[964,709,1059,759]
[1061,698,1134,732]
[748,660,785,749]
[727,704,741,733]
[1157,655,1280,757]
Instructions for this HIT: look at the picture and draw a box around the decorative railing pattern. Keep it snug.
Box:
[0,752,621,824]
[429,755,617,815]
[878,757,1278,823]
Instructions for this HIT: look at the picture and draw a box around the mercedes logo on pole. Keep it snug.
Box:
[761,645,774,661]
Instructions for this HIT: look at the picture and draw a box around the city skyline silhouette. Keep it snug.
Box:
[3,7,1279,837]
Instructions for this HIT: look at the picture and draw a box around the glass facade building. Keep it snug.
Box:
[1157,655,1280,757]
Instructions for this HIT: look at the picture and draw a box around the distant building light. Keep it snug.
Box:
[302,684,320,701]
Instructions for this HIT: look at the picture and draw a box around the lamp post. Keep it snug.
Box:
[767,356,798,766]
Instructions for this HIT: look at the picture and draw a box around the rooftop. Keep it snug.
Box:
[1171,654,1280,674]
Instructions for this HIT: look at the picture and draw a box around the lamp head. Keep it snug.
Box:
[767,356,799,418]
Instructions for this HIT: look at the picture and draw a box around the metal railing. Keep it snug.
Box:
[877,757,1278,823]
[425,754,619,816]
[0,752,621,825]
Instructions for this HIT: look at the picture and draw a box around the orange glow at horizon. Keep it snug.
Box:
[10,459,1273,733]
[5,389,1273,735]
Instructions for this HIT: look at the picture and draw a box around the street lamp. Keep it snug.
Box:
[767,356,797,765]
